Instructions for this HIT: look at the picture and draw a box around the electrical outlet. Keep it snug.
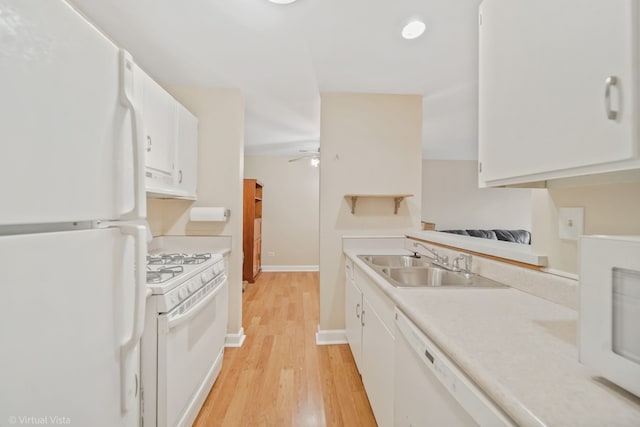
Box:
[558,207,584,241]
[267,251,275,257]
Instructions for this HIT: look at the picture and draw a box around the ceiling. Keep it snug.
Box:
[70,0,481,159]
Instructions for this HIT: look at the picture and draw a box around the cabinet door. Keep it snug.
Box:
[345,273,363,372]
[479,0,638,185]
[175,104,198,198]
[1,229,141,427]
[0,0,135,224]
[362,298,394,427]
[141,72,176,180]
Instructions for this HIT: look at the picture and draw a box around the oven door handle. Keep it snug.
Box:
[167,277,226,330]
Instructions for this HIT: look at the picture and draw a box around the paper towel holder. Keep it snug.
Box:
[189,207,230,222]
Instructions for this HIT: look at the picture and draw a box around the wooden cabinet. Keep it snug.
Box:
[243,179,263,283]
[345,259,395,427]
[478,0,640,187]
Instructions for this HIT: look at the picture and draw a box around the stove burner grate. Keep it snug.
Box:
[146,265,185,284]
[147,253,212,265]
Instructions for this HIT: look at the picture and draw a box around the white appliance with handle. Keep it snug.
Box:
[394,309,515,427]
[579,235,640,397]
[0,1,147,425]
[143,252,228,427]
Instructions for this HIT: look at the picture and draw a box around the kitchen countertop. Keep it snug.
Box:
[345,248,640,427]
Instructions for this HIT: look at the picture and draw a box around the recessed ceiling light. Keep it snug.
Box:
[402,19,426,40]
[268,0,298,4]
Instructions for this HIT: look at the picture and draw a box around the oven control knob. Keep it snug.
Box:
[188,282,196,292]
[179,288,189,299]
[201,272,213,284]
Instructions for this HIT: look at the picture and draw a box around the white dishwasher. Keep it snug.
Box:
[394,308,515,427]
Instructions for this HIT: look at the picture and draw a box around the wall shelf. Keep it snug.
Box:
[344,194,414,215]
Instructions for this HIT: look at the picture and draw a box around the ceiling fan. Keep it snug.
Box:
[288,148,320,166]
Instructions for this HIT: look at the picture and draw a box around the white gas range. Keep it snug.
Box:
[142,251,228,427]
[146,252,225,312]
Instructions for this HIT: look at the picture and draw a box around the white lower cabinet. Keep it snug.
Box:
[346,256,514,427]
[345,259,394,427]
[361,298,394,427]
[345,261,363,372]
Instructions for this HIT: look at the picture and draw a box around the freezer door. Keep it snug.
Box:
[0,0,142,225]
[0,229,141,427]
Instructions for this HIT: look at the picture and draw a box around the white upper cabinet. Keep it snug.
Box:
[141,71,176,185]
[133,65,198,199]
[479,0,640,186]
[175,104,199,199]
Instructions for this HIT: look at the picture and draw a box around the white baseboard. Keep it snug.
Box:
[261,265,319,272]
[315,325,347,345]
[225,327,246,347]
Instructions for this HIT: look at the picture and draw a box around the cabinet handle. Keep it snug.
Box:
[355,303,361,319]
[146,135,152,152]
[361,310,365,327]
[605,76,619,121]
[178,170,183,184]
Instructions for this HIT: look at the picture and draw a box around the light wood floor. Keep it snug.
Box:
[193,272,377,427]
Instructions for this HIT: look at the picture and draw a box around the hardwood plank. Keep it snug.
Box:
[193,272,377,427]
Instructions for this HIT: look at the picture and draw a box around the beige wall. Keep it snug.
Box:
[147,87,245,336]
[319,93,422,331]
[532,181,640,274]
[422,159,533,230]
[244,156,319,268]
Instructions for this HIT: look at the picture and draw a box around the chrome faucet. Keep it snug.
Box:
[452,253,473,277]
[412,242,449,266]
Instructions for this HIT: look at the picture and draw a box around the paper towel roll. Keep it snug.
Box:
[189,207,230,222]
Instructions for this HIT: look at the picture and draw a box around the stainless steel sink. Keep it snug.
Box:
[357,254,507,289]
[357,254,430,268]
[380,266,507,288]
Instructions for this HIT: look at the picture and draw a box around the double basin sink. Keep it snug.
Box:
[357,254,507,289]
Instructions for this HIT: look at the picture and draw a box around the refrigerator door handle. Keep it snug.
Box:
[119,49,146,220]
[113,222,147,412]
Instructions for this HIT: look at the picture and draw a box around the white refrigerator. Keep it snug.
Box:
[0,1,147,426]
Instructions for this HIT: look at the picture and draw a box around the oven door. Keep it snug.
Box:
[580,235,640,397]
[157,275,228,427]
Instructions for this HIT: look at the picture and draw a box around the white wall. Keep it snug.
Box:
[319,93,422,332]
[422,159,533,231]
[532,180,640,274]
[244,156,319,269]
[146,87,245,336]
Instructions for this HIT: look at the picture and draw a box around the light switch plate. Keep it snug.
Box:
[558,207,584,240]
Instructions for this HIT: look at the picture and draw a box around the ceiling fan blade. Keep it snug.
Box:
[288,147,320,162]
[288,154,314,162]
